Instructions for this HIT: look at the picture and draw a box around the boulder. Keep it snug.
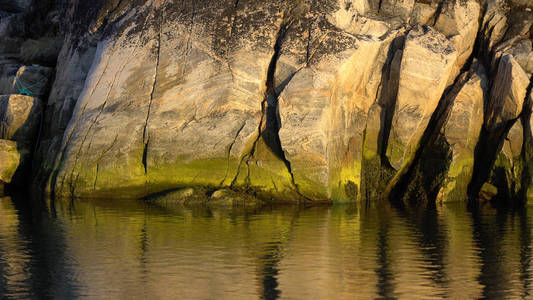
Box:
[479,1,508,54]
[385,26,457,171]
[0,94,42,147]
[485,54,529,131]
[468,55,530,202]
[150,188,197,206]
[48,0,397,201]
[0,139,20,184]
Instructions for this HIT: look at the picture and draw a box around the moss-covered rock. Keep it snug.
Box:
[0,139,20,184]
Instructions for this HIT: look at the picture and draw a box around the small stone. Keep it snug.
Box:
[152,188,197,205]
[211,189,232,199]
[479,183,498,201]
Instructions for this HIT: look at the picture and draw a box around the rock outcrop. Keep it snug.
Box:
[0,0,530,205]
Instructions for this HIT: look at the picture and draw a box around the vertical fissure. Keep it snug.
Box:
[262,20,300,189]
[386,71,472,206]
[221,122,246,185]
[468,75,533,205]
[517,76,533,202]
[230,17,306,199]
[141,6,163,175]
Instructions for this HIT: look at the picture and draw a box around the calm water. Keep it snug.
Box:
[1,194,532,299]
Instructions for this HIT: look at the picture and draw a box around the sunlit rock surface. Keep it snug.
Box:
[0,0,528,204]
[438,62,488,202]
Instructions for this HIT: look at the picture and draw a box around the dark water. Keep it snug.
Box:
[1,194,533,299]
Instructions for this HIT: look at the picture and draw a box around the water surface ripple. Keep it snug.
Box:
[1,195,532,299]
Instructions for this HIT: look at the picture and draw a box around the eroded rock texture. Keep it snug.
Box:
[0,0,529,205]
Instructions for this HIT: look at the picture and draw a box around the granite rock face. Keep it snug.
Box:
[0,0,526,205]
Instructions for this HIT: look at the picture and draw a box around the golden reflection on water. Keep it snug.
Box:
[1,195,532,299]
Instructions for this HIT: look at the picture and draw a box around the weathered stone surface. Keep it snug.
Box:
[51,1,285,199]
[479,1,508,54]
[277,19,396,201]
[438,62,488,202]
[378,0,415,21]
[11,0,531,205]
[502,39,533,75]
[46,0,397,202]
[433,0,480,84]
[485,55,529,131]
[0,94,42,147]
[409,2,437,26]
[386,26,456,171]
[0,61,21,93]
[0,139,20,184]
[529,90,533,200]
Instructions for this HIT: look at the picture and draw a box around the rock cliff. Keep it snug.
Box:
[0,0,532,205]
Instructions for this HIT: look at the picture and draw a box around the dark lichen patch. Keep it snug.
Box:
[389,134,452,207]
[360,156,396,205]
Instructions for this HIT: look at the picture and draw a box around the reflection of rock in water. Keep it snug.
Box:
[0,194,78,298]
[518,210,532,299]
[375,217,395,299]
[259,241,283,300]
[471,206,533,298]
[254,209,301,300]
[400,206,448,291]
[4,194,533,298]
